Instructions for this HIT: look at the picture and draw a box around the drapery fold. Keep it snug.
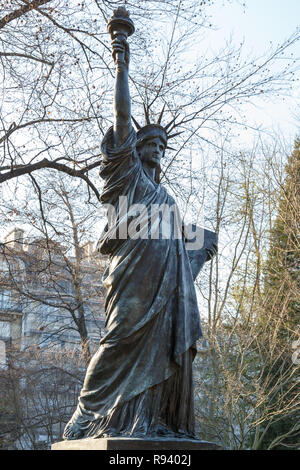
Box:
[63,127,202,439]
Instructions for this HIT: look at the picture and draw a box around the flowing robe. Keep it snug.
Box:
[64,127,213,439]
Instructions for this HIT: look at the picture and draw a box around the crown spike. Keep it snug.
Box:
[167,123,176,134]
[167,131,184,139]
[157,104,166,125]
[166,145,177,151]
[164,113,179,132]
[131,115,142,130]
[143,103,151,125]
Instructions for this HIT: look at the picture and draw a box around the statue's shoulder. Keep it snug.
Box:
[101,126,137,162]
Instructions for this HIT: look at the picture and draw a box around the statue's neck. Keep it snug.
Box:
[142,163,156,182]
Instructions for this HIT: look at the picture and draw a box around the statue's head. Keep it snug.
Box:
[136,124,167,162]
[132,107,182,182]
[136,124,168,149]
[136,125,167,183]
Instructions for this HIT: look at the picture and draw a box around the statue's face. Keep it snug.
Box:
[138,137,165,168]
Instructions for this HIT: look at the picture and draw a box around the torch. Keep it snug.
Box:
[107,6,135,66]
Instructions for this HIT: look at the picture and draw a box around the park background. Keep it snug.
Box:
[0,0,299,449]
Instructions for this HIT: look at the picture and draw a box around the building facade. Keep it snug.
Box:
[0,228,107,448]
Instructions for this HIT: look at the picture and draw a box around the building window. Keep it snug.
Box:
[0,340,6,368]
[0,290,11,309]
[0,321,10,339]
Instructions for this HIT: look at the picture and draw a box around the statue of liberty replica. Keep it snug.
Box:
[61,7,217,448]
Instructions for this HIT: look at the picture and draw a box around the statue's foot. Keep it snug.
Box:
[63,408,90,441]
[63,420,85,440]
[153,425,196,440]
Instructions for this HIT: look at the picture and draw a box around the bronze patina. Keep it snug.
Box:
[63,7,217,441]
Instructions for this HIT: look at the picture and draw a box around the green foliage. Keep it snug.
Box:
[265,139,300,330]
[258,138,300,449]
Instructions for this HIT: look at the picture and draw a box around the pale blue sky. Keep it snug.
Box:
[210,0,300,51]
[207,0,300,142]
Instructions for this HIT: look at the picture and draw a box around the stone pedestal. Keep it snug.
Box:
[52,437,220,451]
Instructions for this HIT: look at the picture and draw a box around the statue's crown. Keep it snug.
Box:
[132,104,183,151]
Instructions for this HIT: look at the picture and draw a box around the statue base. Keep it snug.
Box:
[52,437,220,451]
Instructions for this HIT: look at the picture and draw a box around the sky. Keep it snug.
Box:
[208,0,300,141]
[1,1,299,242]
[211,0,300,47]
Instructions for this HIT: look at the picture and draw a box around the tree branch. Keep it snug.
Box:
[0,0,52,30]
[0,158,101,200]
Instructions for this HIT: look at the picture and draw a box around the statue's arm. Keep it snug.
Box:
[111,38,132,148]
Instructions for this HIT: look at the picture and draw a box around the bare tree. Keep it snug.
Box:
[0,174,107,366]
[0,0,298,195]
[0,346,86,449]
[193,136,299,449]
[0,0,299,450]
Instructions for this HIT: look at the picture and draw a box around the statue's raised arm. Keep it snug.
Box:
[107,8,135,148]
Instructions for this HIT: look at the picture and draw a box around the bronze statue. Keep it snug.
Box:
[63,7,217,441]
